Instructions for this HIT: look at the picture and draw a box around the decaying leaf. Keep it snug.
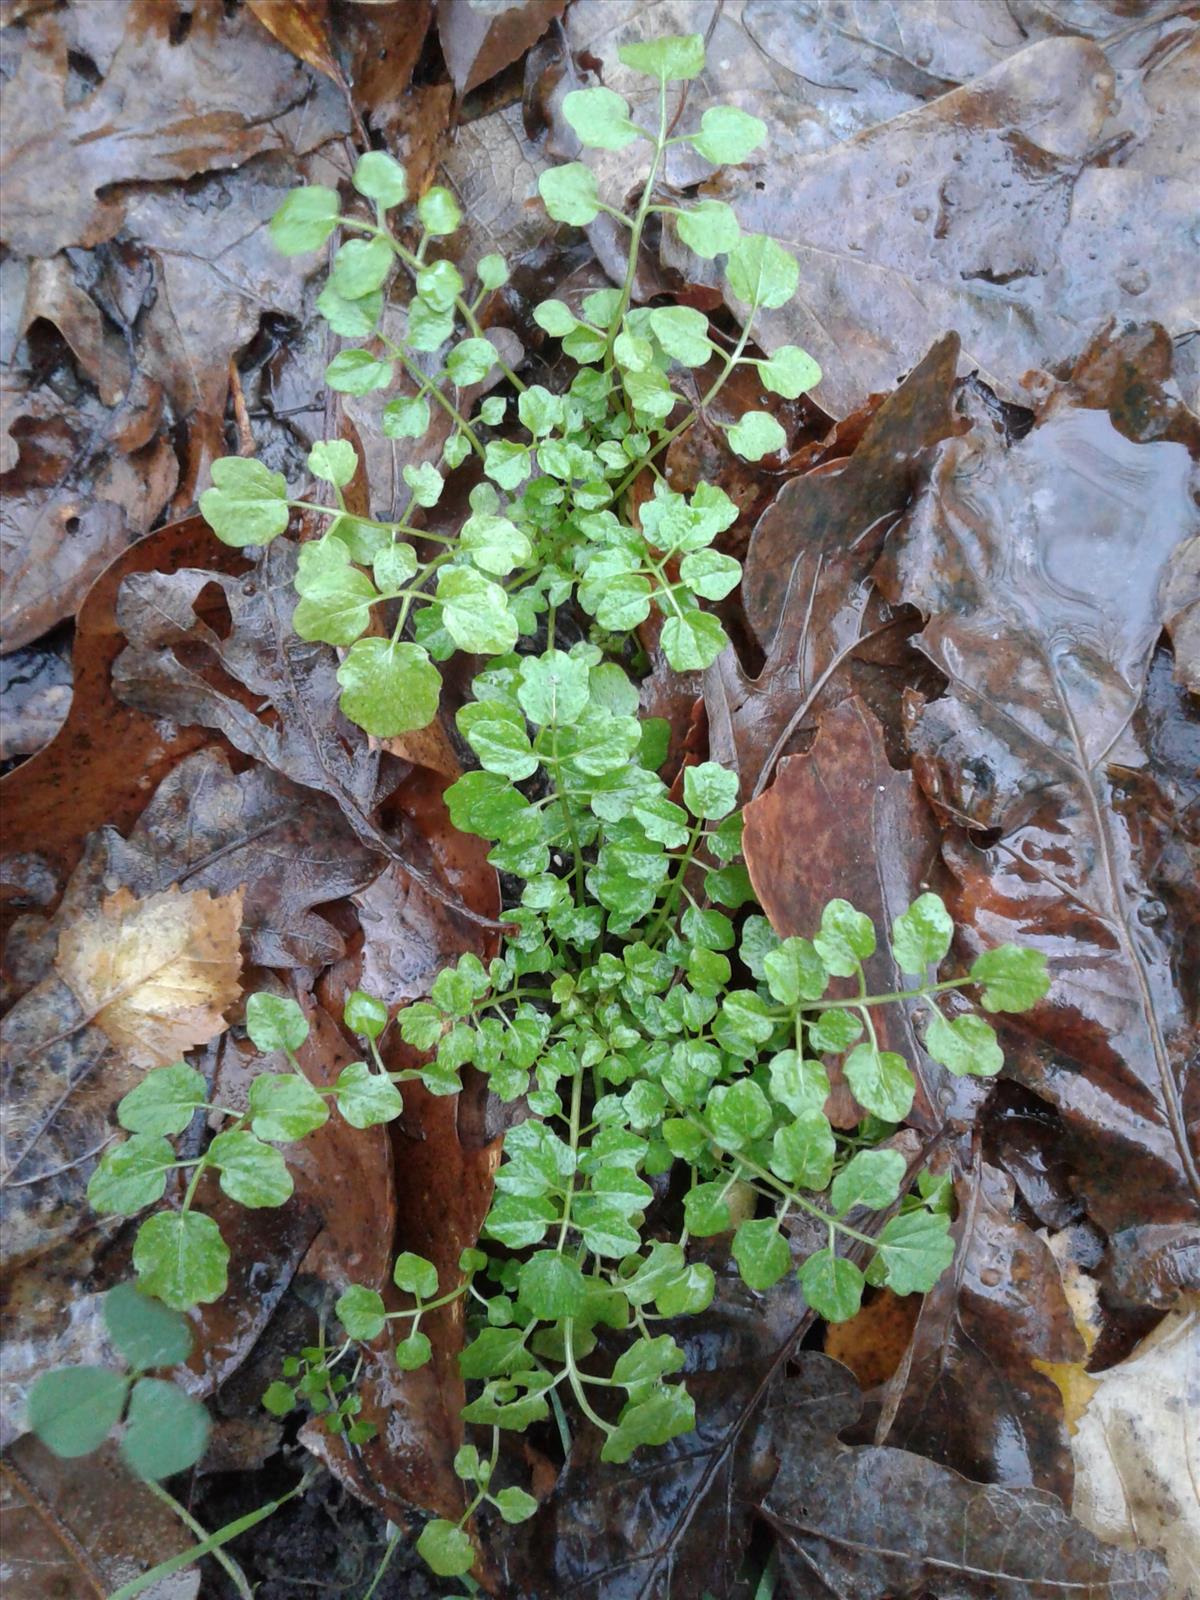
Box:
[439,0,566,97]
[54,884,243,1069]
[764,1353,1170,1599]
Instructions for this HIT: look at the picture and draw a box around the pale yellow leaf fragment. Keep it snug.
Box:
[54,885,244,1067]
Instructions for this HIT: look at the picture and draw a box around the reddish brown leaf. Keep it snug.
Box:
[438,0,566,97]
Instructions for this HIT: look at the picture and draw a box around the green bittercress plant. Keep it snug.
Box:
[69,30,1050,1585]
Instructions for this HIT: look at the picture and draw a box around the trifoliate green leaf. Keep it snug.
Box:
[307,439,357,489]
[446,337,498,385]
[725,233,799,309]
[690,105,767,165]
[757,344,822,397]
[925,1010,1004,1075]
[733,1218,792,1290]
[874,1209,955,1294]
[618,33,705,80]
[417,186,461,236]
[325,349,393,394]
[771,1110,836,1189]
[209,1129,293,1208]
[891,892,953,974]
[813,899,876,977]
[381,395,431,439]
[352,149,407,207]
[270,186,339,255]
[417,1519,474,1577]
[246,993,308,1054]
[329,236,392,299]
[334,1061,403,1127]
[649,305,711,366]
[843,1043,914,1122]
[293,538,379,646]
[134,1211,229,1310]
[199,457,289,548]
[27,1367,127,1459]
[727,410,786,461]
[118,1062,205,1136]
[831,1147,906,1214]
[538,162,601,225]
[764,937,828,1005]
[103,1283,192,1370]
[336,1284,387,1340]
[247,1072,329,1142]
[337,638,441,737]
[437,567,518,654]
[799,1249,863,1322]
[969,945,1050,1012]
[563,86,639,149]
[676,199,741,258]
[87,1135,174,1216]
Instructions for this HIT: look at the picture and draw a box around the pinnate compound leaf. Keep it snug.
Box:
[336,638,442,737]
[121,1378,210,1479]
[133,1211,229,1310]
[27,1368,127,1458]
[199,458,289,548]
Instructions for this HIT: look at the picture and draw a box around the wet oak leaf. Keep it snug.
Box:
[53,885,243,1069]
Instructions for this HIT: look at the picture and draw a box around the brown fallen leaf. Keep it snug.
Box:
[54,884,243,1070]
[438,0,566,97]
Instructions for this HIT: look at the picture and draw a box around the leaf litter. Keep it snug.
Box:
[0,0,1196,1595]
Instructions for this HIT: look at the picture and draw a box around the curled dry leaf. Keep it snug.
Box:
[439,0,566,97]
[764,1353,1170,1600]
[875,327,1200,1276]
[54,884,243,1069]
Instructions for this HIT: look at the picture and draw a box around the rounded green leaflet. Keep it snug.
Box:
[344,990,388,1040]
[532,298,577,336]
[133,1211,229,1310]
[725,233,799,309]
[493,1485,538,1524]
[407,298,454,351]
[403,460,443,508]
[768,1050,829,1116]
[121,1378,210,1480]
[676,199,740,259]
[764,938,829,1006]
[373,542,418,596]
[417,185,461,235]
[335,1062,403,1128]
[437,567,518,654]
[618,32,705,80]
[732,1219,792,1290]
[517,1250,586,1319]
[891,891,953,973]
[770,1110,836,1190]
[198,457,289,548]
[925,1010,1003,1076]
[805,1008,862,1054]
[415,257,464,312]
[518,384,563,437]
[393,1251,439,1299]
[262,1380,295,1417]
[538,162,601,226]
[329,236,392,299]
[245,992,308,1054]
[798,1249,864,1322]
[679,549,741,600]
[103,1282,192,1370]
[843,1043,915,1122]
[563,86,639,149]
[317,283,382,338]
[292,543,379,647]
[813,898,876,977]
[830,1147,906,1214]
[382,395,431,439]
[325,348,393,394]
[649,305,711,366]
[395,1331,432,1370]
[727,410,786,461]
[118,1061,205,1136]
[661,608,729,671]
[307,439,357,488]
[209,1129,294,1208]
[682,1180,732,1236]
[336,1284,387,1340]
[705,1078,771,1150]
[518,649,591,726]
[352,149,407,207]
[682,760,738,821]
[477,252,509,290]
[600,1383,696,1464]
[758,344,822,398]
[874,1210,955,1294]
[247,1072,329,1142]
[269,185,339,255]
[27,1367,128,1458]
[446,336,498,385]
[87,1134,174,1217]
[483,439,531,491]
[417,1519,474,1578]
[690,105,767,166]
[337,637,442,737]
[969,944,1050,1012]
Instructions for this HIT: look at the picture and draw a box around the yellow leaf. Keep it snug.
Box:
[54,885,243,1067]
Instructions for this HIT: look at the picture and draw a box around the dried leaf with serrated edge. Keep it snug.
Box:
[54,886,242,1068]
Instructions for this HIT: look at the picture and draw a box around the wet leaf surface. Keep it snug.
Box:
[764,1352,1170,1599]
